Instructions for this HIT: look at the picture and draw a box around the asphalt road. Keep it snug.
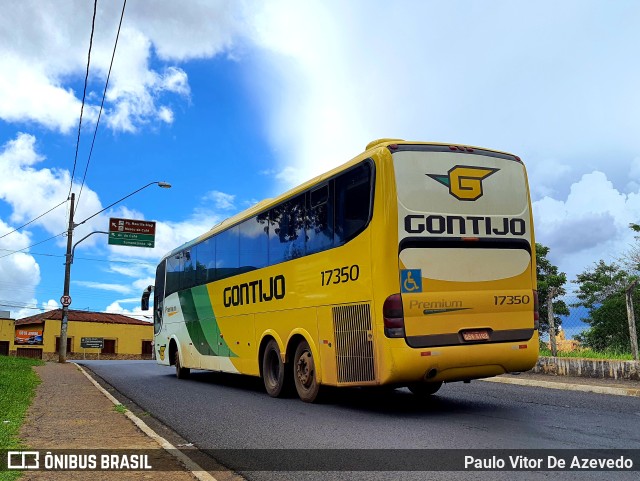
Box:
[79,360,640,480]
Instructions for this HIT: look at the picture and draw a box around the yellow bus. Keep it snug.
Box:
[142,139,539,402]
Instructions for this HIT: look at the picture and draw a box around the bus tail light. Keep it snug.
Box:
[383,293,405,338]
[533,290,539,329]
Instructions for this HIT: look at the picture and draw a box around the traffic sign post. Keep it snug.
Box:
[81,337,104,349]
[81,337,104,360]
[60,295,72,307]
[108,218,156,248]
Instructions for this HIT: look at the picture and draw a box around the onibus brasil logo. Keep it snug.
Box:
[427,165,498,201]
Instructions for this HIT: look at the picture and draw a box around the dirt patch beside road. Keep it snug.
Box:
[18,362,198,480]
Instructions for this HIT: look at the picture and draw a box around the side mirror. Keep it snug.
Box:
[141,285,154,311]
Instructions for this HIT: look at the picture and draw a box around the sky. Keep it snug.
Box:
[1,0,640,321]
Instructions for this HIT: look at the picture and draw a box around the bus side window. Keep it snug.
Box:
[239,215,269,272]
[165,252,182,296]
[182,247,196,290]
[197,237,215,285]
[335,162,372,244]
[216,226,240,281]
[268,194,306,264]
[306,183,334,255]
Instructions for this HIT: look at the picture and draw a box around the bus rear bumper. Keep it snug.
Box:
[382,334,539,385]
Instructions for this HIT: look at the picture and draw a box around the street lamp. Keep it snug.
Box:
[58,181,171,363]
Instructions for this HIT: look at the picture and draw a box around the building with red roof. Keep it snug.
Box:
[0,309,153,361]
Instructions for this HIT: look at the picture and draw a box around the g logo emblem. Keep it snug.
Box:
[427,165,498,201]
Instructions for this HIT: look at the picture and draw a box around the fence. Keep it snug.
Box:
[543,286,639,360]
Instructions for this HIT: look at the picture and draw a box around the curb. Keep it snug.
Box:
[73,362,219,481]
[481,376,640,397]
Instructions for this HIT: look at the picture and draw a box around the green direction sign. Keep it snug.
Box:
[108,232,155,248]
[108,217,156,248]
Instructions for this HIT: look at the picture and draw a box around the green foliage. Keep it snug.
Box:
[0,356,42,481]
[573,260,630,308]
[573,260,639,353]
[535,243,569,334]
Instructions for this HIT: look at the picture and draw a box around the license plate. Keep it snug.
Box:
[462,330,490,341]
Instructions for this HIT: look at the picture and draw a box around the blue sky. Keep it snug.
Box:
[1,0,640,322]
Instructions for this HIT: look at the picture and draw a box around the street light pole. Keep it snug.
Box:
[59,193,75,362]
[57,181,171,363]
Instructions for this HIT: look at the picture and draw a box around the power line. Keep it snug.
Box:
[0,199,68,240]
[77,0,128,208]
[0,302,44,312]
[68,0,98,199]
[0,232,66,260]
[0,248,156,265]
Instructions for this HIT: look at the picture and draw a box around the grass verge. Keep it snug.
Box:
[539,346,634,360]
[0,356,43,481]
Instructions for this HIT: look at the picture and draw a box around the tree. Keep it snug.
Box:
[573,260,638,352]
[620,222,640,274]
[535,243,569,334]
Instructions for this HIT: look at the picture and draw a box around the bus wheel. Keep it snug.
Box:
[262,339,287,397]
[175,351,190,379]
[293,340,320,403]
[408,381,442,397]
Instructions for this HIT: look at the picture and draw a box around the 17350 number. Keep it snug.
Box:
[494,295,530,305]
[321,265,360,286]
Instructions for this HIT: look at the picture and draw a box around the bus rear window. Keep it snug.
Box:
[335,162,372,243]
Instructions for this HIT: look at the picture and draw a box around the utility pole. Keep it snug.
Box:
[547,286,557,357]
[59,193,75,363]
[625,280,639,361]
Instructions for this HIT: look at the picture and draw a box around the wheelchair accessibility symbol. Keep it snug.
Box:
[401,269,423,293]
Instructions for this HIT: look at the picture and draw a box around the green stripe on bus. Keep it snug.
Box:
[179,286,237,357]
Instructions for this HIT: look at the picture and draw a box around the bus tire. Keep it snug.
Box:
[262,339,287,397]
[293,340,320,403]
[175,351,190,379]
[408,381,442,397]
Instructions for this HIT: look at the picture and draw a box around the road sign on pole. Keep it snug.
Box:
[108,218,156,248]
[60,295,72,307]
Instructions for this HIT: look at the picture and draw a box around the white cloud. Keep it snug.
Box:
[0,217,40,320]
[533,171,640,283]
[42,299,60,311]
[73,281,132,294]
[0,55,93,133]
[203,191,236,210]
[157,106,174,124]
[108,297,140,305]
[0,0,248,133]
[108,263,153,279]
[158,67,190,95]
[132,278,155,292]
[124,0,249,61]
[245,0,640,196]
[0,133,107,250]
[104,300,151,322]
